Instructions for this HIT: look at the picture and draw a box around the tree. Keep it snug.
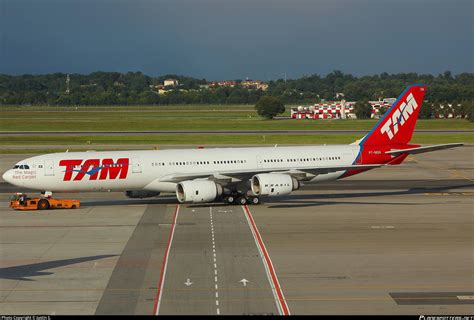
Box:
[354,100,372,119]
[378,106,388,116]
[418,102,433,119]
[464,101,474,122]
[255,96,285,119]
[1,71,473,106]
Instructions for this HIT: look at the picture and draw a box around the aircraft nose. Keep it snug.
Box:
[2,170,12,183]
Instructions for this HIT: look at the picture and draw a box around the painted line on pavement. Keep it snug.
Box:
[153,204,180,315]
[242,205,290,316]
[210,207,221,315]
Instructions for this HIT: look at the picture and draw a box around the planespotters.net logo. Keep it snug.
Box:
[419,316,474,320]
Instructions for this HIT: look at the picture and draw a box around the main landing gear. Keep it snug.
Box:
[223,193,260,205]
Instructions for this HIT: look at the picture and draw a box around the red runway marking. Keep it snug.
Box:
[242,205,290,316]
[152,204,180,315]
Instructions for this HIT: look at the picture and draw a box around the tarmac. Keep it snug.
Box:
[0,146,473,315]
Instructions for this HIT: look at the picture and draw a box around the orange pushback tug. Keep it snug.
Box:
[10,193,80,210]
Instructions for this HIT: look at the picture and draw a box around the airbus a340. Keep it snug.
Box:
[3,85,463,205]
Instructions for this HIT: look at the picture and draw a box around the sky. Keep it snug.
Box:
[1,0,472,80]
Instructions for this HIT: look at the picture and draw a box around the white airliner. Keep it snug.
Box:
[2,85,463,206]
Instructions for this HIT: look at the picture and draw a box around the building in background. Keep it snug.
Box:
[368,100,393,118]
[434,103,465,119]
[164,79,179,87]
[209,81,237,88]
[208,80,268,90]
[291,99,395,120]
[240,80,268,91]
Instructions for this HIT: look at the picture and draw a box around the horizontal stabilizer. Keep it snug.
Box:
[385,143,464,156]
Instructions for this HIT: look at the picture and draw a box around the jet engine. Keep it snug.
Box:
[176,180,223,203]
[251,174,299,196]
[125,190,160,199]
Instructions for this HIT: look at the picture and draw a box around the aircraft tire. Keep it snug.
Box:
[250,196,260,205]
[225,196,235,205]
[237,196,247,205]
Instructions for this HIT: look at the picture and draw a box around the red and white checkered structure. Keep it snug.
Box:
[291,101,393,119]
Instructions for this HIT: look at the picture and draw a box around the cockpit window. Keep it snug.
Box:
[14,164,29,169]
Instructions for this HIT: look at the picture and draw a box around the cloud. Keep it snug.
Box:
[1,0,472,78]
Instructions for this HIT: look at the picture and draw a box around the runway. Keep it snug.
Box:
[0,146,473,314]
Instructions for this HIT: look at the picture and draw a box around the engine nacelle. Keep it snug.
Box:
[125,190,160,199]
[251,174,299,196]
[176,180,223,203]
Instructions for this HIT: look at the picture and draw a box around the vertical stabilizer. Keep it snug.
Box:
[360,85,426,147]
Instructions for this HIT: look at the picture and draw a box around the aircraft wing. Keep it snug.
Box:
[385,143,463,156]
[157,164,384,184]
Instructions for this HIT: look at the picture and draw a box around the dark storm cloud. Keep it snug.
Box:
[1,0,472,79]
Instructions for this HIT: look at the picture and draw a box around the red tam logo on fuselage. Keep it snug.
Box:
[59,158,129,181]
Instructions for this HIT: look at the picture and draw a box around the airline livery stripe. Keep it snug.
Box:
[242,205,290,315]
[153,204,180,315]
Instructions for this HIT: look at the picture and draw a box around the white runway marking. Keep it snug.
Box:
[240,278,249,287]
[371,225,395,229]
[210,207,221,315]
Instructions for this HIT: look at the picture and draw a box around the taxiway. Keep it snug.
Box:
[0,146,472,314]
